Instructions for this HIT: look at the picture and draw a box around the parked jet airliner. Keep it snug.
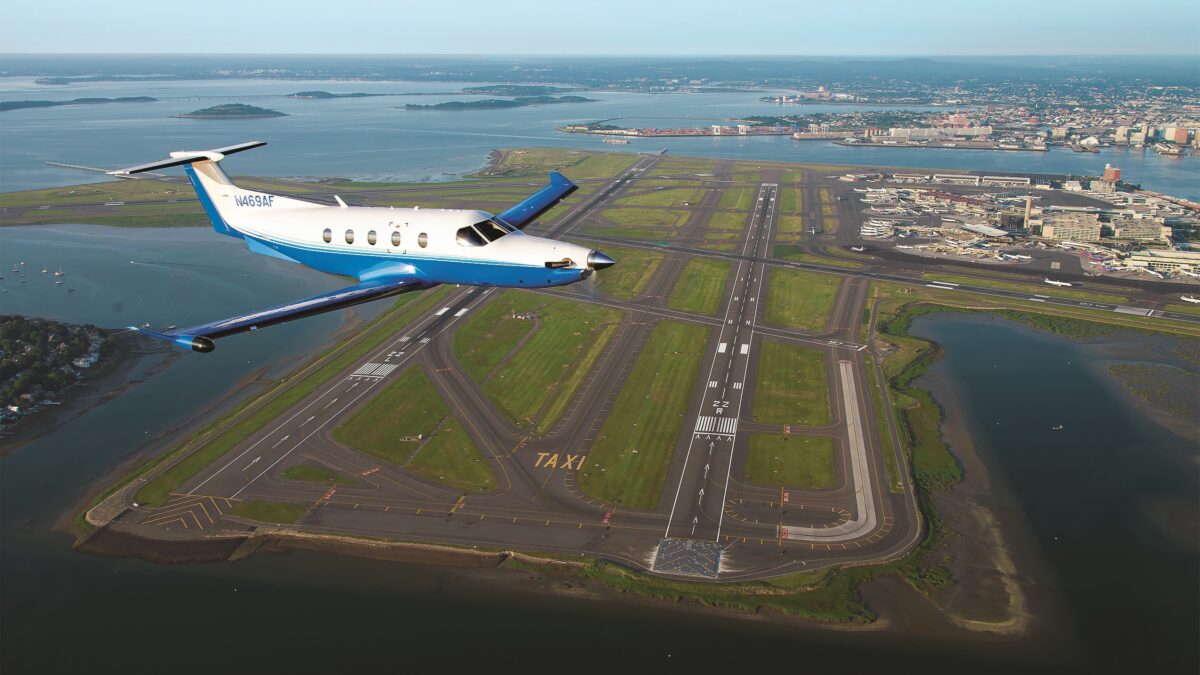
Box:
[108,142,613,353]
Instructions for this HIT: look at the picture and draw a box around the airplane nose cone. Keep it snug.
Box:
[587,250,615,270]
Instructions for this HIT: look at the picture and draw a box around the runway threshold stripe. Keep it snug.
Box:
[352,362,383,376]
[371,363,398,377]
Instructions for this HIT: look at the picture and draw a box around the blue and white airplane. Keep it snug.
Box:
[109,141,613,353]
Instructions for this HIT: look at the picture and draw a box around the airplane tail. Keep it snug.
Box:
[108,141,316,238]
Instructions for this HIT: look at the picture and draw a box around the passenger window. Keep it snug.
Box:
[322,228,332,243]
[391,231,401,247]
[345,229,355,244]
[456,226,486,247]
[367,230,377,245]
[418,232,429,248]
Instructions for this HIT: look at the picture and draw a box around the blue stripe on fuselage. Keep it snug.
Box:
[184,165,242,239]
[241,232,584,288]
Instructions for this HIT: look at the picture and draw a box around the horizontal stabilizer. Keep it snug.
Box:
[132,276,426,352]
[108,141,266,176]
[495,171,578,230]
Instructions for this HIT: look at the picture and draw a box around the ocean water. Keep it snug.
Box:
[1,69,1198,673]
[0,77,1195,199]
[912,314,1199,674]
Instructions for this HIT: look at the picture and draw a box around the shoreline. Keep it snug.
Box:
[1,332,173,456]
[61,302,1115,646]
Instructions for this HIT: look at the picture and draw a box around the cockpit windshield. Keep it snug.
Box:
[457,219,513,247]
[475,219,513,242]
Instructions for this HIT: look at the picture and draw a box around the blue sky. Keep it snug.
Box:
[2,0,1197,55]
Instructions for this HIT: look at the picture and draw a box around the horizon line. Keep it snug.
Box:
[3,52,1199,58]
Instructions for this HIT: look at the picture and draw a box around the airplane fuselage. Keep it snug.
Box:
[186,164,597,289]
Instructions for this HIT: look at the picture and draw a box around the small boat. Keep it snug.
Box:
[1051,425,1064,430]
[54,268,64,277]
[55,280,63,285]
[41,267,47,274]
[67,288,74,293]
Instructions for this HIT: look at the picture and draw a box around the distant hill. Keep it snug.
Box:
[404,95,595,111]
[286,90,383,99]
[174,103,287,118]
[0,96,156,113]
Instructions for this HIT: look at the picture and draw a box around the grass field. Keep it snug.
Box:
[773,245,864,269]
[702,231,740,241]
[751,340,831,426]
[779,189,803,213]
[1165,303,1200,316]
[744,433,835,489]
[667,258,731,315]
[281,465,352,484]
[616,187,702,208]
[777,214,806,237]
[718,187,756,211]
[601,207,690,229]
[579,321,709,508]
[536,322,618,434]
[479,148,638,180]
[869,281,1200,337]
[647,157,719,175]
[333,367,450,465]
[133,286,453,507]
[706,211,746,230]
[479,292,621,428]
[922,272,1128,304]
[229,500,308,524]
[573,241,664,300]
[0,179,193,208]
[864,355,904,493]
[407,417,496,492]
[764,268,841,332]
[452,296,537,382]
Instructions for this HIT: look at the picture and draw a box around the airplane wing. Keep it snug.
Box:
[134,276,427,352]
[494,171,578,230]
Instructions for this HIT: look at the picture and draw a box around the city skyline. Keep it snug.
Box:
[2,0,1198,56]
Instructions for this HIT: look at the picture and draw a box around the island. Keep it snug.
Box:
[286,90,383,99]
[404,95,595,110]
[1,316,115,423]
[174,103,287,119]
[0,97,156,113]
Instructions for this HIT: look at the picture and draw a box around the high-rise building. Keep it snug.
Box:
[1113,126,1130,143]
[1103,164,1121,181]
[1172,127,1190,144]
